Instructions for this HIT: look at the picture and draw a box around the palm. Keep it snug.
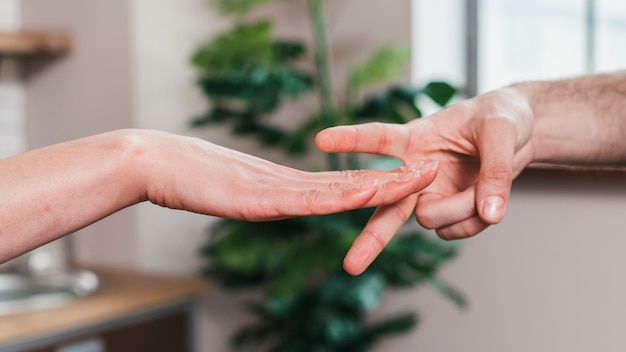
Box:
[402,118,482,197]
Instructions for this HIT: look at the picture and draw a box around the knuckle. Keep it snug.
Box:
[482,165,513,187]
[372,123,391,154]
[390,203,411,223]
[363,230,385,252]
[435,220,484,241]
[460,221,480,237]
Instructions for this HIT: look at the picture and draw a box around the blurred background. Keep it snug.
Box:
[1,0,626,351]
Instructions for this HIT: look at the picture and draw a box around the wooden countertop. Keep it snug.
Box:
[0,267,208,345]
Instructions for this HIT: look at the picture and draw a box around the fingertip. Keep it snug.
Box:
[480,195,506,224]
[315,128,336,152]
[343,255,366,276]
[343,234,379,276]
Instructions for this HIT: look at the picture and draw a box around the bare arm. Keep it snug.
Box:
[0,129,437,263]
[517,71,626,165]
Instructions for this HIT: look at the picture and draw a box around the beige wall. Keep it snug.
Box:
[22,0,137,268]
[375,173,626,351]
[0,0,25,159]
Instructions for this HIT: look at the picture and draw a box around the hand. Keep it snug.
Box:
[0,129,438,263]
[316,87,536,275]
[139,130,439,221]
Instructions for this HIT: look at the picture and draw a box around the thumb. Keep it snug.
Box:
[475,118,517,224]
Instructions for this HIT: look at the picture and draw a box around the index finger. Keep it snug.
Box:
[344,194,419,275]
[316,122,412,160]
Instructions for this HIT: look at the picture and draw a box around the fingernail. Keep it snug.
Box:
[483,195,505,222]
[397,168,421,182]
[402,161,425,172]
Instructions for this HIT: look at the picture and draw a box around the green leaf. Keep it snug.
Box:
[212,0,280,15]
[232,322,275,348]
[275,68,314,97]
[273,40,307,62]
[201,266,267,289]
[209,221,290,273]
[368,232,461,289]
[349,45,411,93]
[198,70,268,100]
[319,273,386,311]
[427,276,468,309]
[363,313,418,339]
[354,94,406,123]
[422,81,457,107]
[256,124,290,145]
[189,106,252,127]
[353,85,425,123]
[324,316,362,344]
[198,66,312,113]
[268,266,311,300]
[191,21,274,73]
[270,337,316,352]
[388,86,423,119]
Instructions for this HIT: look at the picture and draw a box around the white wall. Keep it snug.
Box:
[130,0,224,275]
[0,0,26,159]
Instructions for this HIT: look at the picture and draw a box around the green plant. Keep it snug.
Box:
[192,1,464,350]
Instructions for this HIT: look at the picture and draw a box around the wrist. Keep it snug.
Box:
[508,80,549,164]
[107,129,152,205]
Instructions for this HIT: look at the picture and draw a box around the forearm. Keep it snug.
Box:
[0,130,144,262]
[512,71,626,165]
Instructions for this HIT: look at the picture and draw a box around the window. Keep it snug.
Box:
[411,0,626,97]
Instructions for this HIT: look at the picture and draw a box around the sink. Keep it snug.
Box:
[0,269,99,316]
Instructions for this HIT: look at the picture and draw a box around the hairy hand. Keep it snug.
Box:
[316,88,535,275]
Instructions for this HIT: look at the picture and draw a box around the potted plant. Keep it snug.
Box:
[191,1,464,350]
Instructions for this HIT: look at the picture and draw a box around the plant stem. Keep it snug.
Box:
[309,0,340,171]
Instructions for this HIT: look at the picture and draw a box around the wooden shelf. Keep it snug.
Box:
[0,31,72,57]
